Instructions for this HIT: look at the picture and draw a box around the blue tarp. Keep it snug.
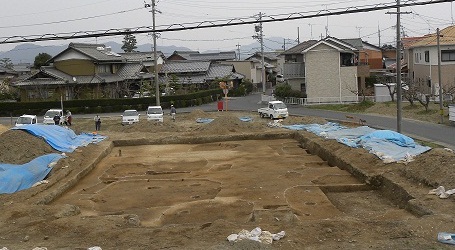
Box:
[196,118,215,123]
[282,122,346,135]
[0,153,64,194]
[12,124,106,153]
[282,122,431,163]
[0,125,107,193]
[239,116,253,122]
[196,117,253,123]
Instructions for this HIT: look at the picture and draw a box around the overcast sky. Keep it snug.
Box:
[1,0,454,55]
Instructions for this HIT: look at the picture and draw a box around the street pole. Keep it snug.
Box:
[396,0,402,133]
[260,12,266,93]
[437,28,443,123]
[152,0,160,106]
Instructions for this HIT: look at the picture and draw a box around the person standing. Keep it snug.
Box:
[66,110,72,126]
[170,105,176,122]
[94,114,101,131]
[53,114,61,125]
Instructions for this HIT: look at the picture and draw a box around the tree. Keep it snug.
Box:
[121,29,138,53]
[376,74,396,102]
[0,58,13,69]
[34,53,52,69]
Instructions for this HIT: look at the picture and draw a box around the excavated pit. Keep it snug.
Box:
[51,135,416,227]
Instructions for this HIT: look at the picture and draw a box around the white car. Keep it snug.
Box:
[15,114,38,126]
[43,109,65,125]
[121,109,140,125]
[146,106,163,122]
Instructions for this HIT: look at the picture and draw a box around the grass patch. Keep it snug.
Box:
[416,109,438,115]
[308,100,375,113]
[414,139,444,148]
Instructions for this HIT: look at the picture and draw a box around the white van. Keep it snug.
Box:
[43,109,65,125]
[146,106,163,122]
[121,109,140,125]
[15,114,38,126]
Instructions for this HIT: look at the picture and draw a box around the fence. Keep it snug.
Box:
[283,96,372,106]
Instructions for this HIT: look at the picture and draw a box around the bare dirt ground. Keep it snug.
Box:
[0,110,455,250]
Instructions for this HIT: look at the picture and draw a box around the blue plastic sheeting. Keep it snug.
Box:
[0,153,64,194]
[12,124,107,153]
[196,118,214,123]
[324,126,377,148]
[282,122,431,163]
[239,116,253,122]
[196,117,253,123]
[282,122,346,135]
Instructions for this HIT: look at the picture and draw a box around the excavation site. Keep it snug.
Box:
[0,110,454,249]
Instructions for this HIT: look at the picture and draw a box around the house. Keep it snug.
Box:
[342,38,383,69]
[281,37,360,103]
[167,51,236,61]
[159,60,244,93]
[246,51,285,74]
[407,25,455,97]
[13,43,163,101]
[219,59,272,90]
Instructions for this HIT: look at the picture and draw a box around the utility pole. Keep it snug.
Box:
[378,25,381,47]
[283,38,286,51]
[386,2,410,133]
[437,28,444,123]
[236,43,241,60]
[297,27,300,44]
[253,12,266,93]
[396,0,402,133]
[260,13,265,93]
[146,0,160,106]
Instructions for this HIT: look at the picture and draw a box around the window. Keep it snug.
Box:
[424,51,429,62]
[441,50,455,61]
[96,64,111,73]
[415,53,419,63]
[340,53,355,66]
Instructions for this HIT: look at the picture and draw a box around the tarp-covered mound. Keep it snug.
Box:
[12,124,106,153]
[0,153,64,194]
[0,125,107,194]
[283,123,431,163]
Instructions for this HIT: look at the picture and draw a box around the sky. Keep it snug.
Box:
[1,0,454,57]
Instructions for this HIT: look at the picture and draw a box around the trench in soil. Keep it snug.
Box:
[52,137,415,227]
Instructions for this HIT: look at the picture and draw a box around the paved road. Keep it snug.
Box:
[2,92,454,149]
[178,92,455,150]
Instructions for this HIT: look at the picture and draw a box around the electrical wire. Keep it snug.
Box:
[0,0,452,45]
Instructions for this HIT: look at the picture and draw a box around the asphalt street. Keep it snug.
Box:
[178,92,455,150]
[1,92,454,150]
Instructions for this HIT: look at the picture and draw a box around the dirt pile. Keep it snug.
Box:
[0,129,57,164]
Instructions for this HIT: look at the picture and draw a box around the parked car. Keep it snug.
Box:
[146,106,164,122]
[43,109,65,125]
[15,114,38,126]
[132,91,151,98]
[276,74,285,83]
[121,109,140,125]
[258,101,288,119]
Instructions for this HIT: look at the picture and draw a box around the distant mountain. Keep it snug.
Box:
[0,36,293,64]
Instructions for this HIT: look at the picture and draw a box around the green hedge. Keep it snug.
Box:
[0,89,222,116]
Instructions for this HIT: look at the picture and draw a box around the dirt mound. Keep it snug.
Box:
[401,148,455,187]
[0,129,57,164]
[0,124,10,134]
[195,113,264,134]
[186,109,210,119]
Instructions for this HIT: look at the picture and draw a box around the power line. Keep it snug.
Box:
[0,0,452,45]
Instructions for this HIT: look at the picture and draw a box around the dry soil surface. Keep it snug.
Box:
[0,110,455,250]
